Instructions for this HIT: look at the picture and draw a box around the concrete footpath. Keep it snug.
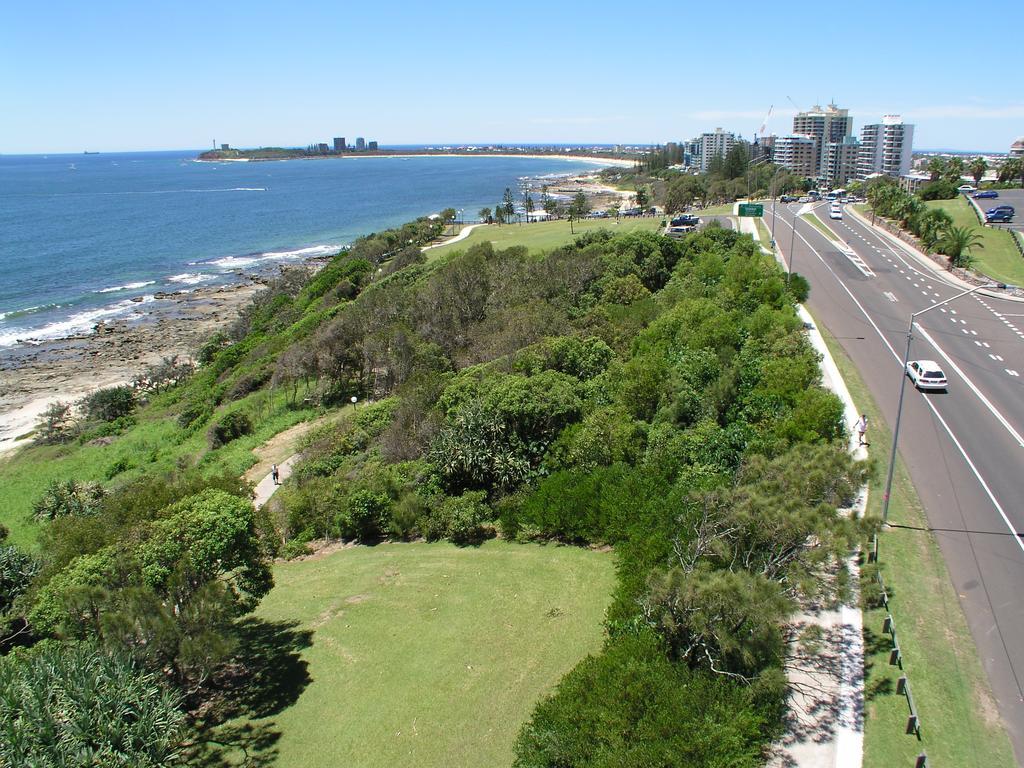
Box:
[742,215,866,768]
[252,454,297,508]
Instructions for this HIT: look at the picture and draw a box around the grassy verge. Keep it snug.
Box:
[755,218,773,247]
[924,196,1024,285]
[803,212,840,242]
[227,540,615,768]
[425,217,662,259]
[817,327,1014,767]
[0,390,314,550]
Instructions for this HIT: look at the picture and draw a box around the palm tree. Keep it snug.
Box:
[944,157,965,185]
[478,207,492,224]
[999,158,1024,188]
[940,225,984,269]
[968,157,987,186]
[927,156,947,182]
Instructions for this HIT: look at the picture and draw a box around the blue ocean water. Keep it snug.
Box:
[0,150,606,347]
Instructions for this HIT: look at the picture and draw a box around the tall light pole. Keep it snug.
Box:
[786,201,806,283]
[881,282,1011,522]
[769,165,784,249]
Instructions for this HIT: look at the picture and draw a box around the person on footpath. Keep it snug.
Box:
[854,414,869,446]
[271,464,280,485]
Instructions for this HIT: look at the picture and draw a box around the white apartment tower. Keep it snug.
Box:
[792,103,853,178]
[698,128,736,173]
[858,116,914,179]
[772,135,818,177]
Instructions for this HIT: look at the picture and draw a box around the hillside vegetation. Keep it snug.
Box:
[1,214,867,766]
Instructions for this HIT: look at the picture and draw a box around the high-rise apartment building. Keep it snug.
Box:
[858,115,914,179]
[792,103,852,178]
[772,135,818,177]
[367,140,378,151]
[822,136,861,186]
[333,137,346,152]
[697,128,735,173]
[355,137,366,151]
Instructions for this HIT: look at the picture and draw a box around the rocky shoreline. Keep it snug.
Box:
[0,279,265,452]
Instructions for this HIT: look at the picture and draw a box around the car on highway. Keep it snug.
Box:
[780,194,798,203]
[906,360,948,391]
[987,209,1014,223]
[798,196,812,203]
[829,207,842,220]
[973,190,999,199]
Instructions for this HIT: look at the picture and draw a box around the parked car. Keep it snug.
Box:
[906,360,947,391]
[986,205,1015,215]
[973,190,998,199]
[670,215,700,228]
[987,209,1014,223]
[957,184,976,192]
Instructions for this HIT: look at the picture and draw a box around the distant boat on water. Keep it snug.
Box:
[83,151,100,155]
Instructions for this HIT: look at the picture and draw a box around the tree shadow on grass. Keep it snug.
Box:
[187,618,314,767]
[862,625,896,702]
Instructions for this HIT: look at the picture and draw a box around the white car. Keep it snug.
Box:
[906,359,947,391]
[829,204,843,220]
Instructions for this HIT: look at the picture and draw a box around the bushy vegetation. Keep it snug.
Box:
[4,211,868,765]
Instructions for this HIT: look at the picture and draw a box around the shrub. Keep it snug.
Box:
[342,490,391,542]
[81,385,137,422]
[0,545,40,614]
[0,643,186,767]
[513,630,778,768]
[105,457,134,480]
[208,410,254,448]
[35,401,76,445]
[423,491,490,545]
[32,480,106,521]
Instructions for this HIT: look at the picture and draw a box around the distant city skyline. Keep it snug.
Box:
[2,0,1021,154]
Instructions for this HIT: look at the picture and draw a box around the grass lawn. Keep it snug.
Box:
[425,217,663,259]
[224,540,614,768]
[925,197,1024,285]
[803,212,840,242]
[818,327,1014,768]
[0,390,315,550]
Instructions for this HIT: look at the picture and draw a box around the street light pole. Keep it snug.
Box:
[786,202,801,283]
[881,282,1009,523]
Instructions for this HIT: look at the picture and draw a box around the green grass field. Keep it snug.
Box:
[818,328,1014,768]
[425,217,663,259]
[0,390,313,549]
[925,197,1024,285]
[221,540,614,768]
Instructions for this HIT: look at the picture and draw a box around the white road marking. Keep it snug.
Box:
[914,324,1024,448]
[1008,370,1019,377]
[884,291,898,303]
[991,354,1004,362]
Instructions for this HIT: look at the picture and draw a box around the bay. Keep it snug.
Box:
[0,151,607,347]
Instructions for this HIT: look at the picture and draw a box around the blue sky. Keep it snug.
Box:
[2,0,1021,153]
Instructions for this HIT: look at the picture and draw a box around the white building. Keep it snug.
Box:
[858,115,914,179]
[773,135,818,177]
[697,128,736,173]
[1011,137,1024,158]
[793,103,853,178]
[822,136,861,186]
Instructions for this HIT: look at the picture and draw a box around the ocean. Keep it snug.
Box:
[0,151,607,348]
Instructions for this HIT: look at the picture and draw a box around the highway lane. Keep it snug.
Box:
[767,202,1024,761]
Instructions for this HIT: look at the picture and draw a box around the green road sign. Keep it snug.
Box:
[738,203,764,217]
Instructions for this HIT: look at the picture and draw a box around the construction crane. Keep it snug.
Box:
[756,105,773,139]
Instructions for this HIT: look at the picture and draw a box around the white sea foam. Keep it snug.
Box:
[167,272,214,285]
[0,296,154,348]
[205,244,338,271]
[93,280,156,294]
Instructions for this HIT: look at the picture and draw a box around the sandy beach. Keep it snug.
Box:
[0,280,263,454]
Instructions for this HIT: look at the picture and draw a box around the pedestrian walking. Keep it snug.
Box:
[271,463,280,485]
[854,414,869,446]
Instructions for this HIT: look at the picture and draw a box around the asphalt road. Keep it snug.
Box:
[767,201,1024,762]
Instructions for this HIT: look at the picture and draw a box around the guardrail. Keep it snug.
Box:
[871,532,929,767]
